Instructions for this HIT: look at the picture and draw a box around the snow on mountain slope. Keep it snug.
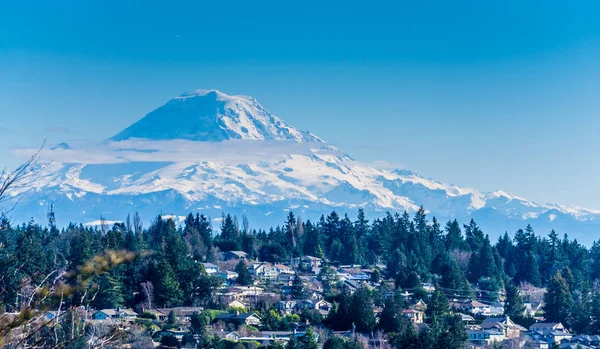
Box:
[110,90,323,143]
[9,90,600,244]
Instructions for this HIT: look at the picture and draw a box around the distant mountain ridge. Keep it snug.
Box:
[9,90,600,245]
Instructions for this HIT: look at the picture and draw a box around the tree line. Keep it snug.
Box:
[2,206,600,335]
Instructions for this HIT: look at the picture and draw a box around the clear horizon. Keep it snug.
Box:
[1,0,599,209]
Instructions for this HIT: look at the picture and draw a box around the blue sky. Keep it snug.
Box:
[1,0,599,208]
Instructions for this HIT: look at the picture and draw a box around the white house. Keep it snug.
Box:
[466,329,505,346]
[454,300,491,315]
[402,309,425,324]
[249,263,279,279]
[274,264,294,274]
[202,263,219,274]
[220,271,239,280]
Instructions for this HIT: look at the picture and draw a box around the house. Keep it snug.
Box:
[92,308,138,320]
[458,313,475,322]
[411,300,428,312]
[343,280,360,293]
[278,273,296,284]
[570,335,600,347]
[488,302,504,316]
[214,312,261,326]
[302,256,322,269]
[262,331,316,341]
[402,309,425,324]
[228,300,249,310]
[466,329,505,345]
[223,251,249,261]
[249,263,278,279]
[152,329,187,342]
[220,271,239,280]
[529,322,567,333]
[301,299,333,315]
[202,263,219,274]
[155,307,204,322]
[350,273,370,281]
[525,339,550,349]
[524,302,543,317]
[232,286,264,297]
[559,344,593,349]
[276,300,299,313]
[530,330,572,344]
[422,283,436,293]
[226,332,240,341]
[481,317,527,339]
[275,264,294,275]
[453,300,491,315]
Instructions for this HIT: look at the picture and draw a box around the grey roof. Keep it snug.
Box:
[215,312,261,321]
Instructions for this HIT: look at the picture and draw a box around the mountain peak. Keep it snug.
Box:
[110,90,323,143]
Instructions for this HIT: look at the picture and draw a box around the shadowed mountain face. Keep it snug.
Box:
[11,90,600,245]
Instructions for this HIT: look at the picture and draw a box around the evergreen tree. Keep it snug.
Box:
[436,315,468,349]
[218,214,240,251]
[152,258,184,307]
[543,270,573,326]
[427,287,449,319]
[504,281,525,319]
[303,221,322,257]
[318,266,340,297]
[196,213,213,248]
[351,286,376,333]
[464,219,484,252]
[445,220,463,251]
[235,260,253,286]
[292,273,305,299]
[286,334,300,349]
[301,327,319,349]
[590,292,600,333]
[92,274,125,309]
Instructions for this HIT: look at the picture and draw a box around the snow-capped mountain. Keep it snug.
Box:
[110,90,323,143]
[9,90,600,244]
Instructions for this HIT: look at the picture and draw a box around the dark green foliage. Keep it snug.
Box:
[427,286,449,319]
[544,269,574,326]
[445,219,463,251]
[4,203,600,341]
[217,214,241,251]
[326,287,376,333]
[152,257,184,307]
[370,268,381,283]
[160,335,180,348]
[291,273,305,299]
[323,337,365,349]
[286,334,299,349]
[504,281,525,319]
[301,327,318,349]
[378,293,409,333]
[235,260,253,286]
[167,309,177,325]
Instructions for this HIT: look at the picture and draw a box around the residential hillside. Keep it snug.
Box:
[1,207,600,348]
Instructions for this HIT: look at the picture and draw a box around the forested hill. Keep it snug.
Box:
[2,206,599,336]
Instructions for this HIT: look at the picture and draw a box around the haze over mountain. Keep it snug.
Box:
[10,90,600,244]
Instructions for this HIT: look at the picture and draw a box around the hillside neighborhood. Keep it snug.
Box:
[6,248,599,349]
